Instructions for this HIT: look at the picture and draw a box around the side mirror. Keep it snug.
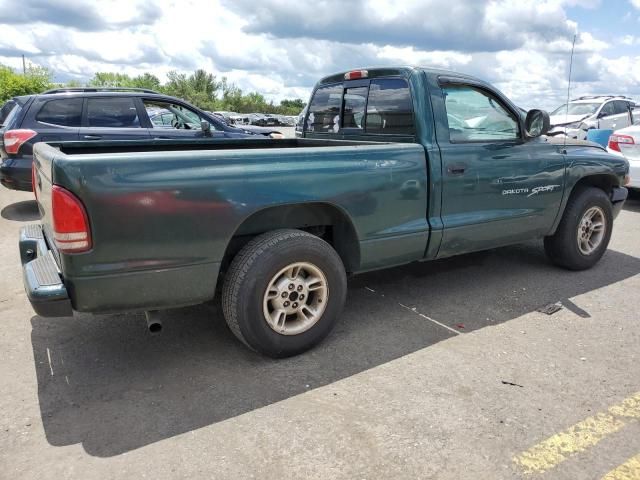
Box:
[524,109,551,138]
[201,120,211,135]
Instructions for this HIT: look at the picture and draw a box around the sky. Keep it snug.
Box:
[0,0,639,110]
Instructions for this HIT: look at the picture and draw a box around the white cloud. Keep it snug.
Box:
[0,0,637,109]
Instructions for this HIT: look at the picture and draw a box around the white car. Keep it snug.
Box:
[549,96,636,140]
[607,124,640,190]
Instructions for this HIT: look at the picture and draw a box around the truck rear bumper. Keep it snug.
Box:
[19,225,73,317]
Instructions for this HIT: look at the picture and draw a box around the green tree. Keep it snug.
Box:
[0,63,53,101]
[131,73,161,91]
[89,72,135,87]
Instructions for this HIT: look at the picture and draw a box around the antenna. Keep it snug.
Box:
[563,34,577,151]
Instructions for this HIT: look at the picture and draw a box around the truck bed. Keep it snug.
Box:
[32,137,430,314]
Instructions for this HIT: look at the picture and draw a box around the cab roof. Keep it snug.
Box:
[317,66,481,86]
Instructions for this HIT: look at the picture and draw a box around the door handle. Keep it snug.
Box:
[83,135,102,140]
[447,163,467,175]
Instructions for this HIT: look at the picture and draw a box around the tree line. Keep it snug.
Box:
[0,64,306,115]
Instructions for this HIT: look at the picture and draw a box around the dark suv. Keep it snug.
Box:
[0,88,258,191]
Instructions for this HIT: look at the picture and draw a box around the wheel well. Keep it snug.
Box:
[221,203,360,273]
[572,174,618,197]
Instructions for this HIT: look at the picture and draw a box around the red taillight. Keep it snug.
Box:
[344,69,368,80]
[608,134,635,152]
[3,129,37,154]
[51,185,91,253]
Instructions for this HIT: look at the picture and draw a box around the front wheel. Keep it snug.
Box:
[222,229,347,358]
[544,187,613,270]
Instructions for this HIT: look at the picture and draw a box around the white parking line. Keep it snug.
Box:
[46,347,54,376]
[362,285,461,335]
[397,302,462,335]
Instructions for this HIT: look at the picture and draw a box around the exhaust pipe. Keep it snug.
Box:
[145,311,163,335]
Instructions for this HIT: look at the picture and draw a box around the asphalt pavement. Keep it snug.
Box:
[0,186,638,480]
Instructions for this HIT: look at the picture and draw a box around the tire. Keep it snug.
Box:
[544,187,613,270]
[222,229,347,358]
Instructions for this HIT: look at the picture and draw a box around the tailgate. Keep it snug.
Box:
[32,143,61,265]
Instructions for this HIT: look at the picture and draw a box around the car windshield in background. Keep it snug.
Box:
[551,102,600,116]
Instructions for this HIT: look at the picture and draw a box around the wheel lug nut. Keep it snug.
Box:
[288,284,294,290]
[284,301,290,307]
[281,292,288,298]
[292,302,298,308]
[299,294,305,300]
[297,285,303,291]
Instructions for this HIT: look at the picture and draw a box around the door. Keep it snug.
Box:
[435,83,566,258]
[141,99,226,140]
[80,97,150,141]
[596,101,629,130]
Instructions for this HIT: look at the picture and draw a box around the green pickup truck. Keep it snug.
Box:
[21,66,629,357]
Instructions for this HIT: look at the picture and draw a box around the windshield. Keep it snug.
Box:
[551,102,600,116]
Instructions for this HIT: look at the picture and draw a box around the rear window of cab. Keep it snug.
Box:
[306,78,415,136]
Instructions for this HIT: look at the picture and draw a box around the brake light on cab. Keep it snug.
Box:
[344,70,368,80]
[3,129,37,154]
[608,134,635,152]
[51,185,92,253]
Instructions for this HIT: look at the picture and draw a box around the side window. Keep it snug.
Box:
[2,103,21,128]
[86,98,140,128]
[365,79,415,135]
[443,85,519,142]
[36,99,83,127]
[306,84,342,133]
[142,100,211,130]
[599,102,615,117]
[342,86,367,129]
[614,101,630,115]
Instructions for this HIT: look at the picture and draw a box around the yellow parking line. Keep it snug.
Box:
[513,392,640,475]
[609,394,640,419]
[601,453,640,480]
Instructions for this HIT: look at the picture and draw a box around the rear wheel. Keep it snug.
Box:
[222,229,347,358]
[544,187,613,270]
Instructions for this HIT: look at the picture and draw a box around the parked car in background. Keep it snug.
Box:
[549,96,636,140]
[207,111,284,138]
[0,87,259,191]
[607,125,640,190]
[212,111,238,124]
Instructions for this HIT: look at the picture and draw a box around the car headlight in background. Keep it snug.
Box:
[269,133,285,139]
